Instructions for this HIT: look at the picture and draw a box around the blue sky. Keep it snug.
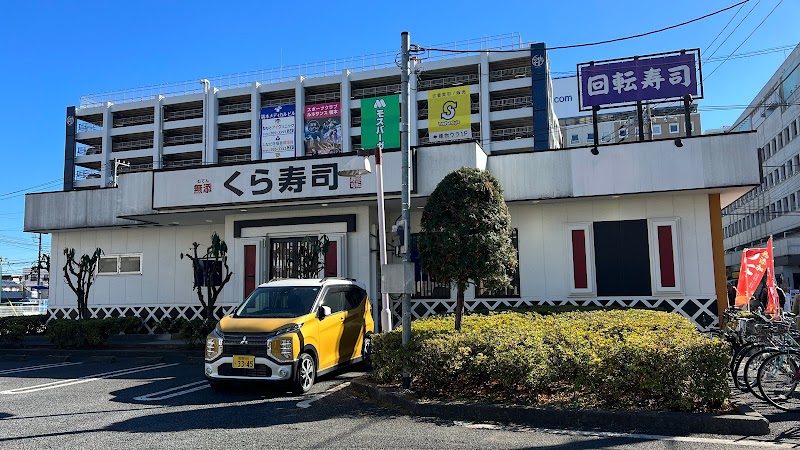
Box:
[0,0,797,273]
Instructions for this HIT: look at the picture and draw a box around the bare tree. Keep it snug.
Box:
[181,232,234,320]
[31,254,50,282]
[62,248,102,320]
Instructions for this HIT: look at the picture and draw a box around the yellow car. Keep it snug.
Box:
[204,278,374,393]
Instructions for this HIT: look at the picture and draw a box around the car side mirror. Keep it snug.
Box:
[318,305,332,319]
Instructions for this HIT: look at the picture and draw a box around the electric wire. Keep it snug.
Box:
[705,0,761,61]
[417,1,750,54]
[704,0,785,81]
[704,0,747,54]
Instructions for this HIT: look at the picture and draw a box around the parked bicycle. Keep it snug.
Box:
[714,306,800,411]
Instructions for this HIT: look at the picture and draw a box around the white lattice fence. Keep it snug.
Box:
[47,304,240,334]
[390,297,719,331]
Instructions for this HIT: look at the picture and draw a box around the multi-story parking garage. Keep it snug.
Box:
[25,34,759,332]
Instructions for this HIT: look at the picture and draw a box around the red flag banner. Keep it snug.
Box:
[765,237,782,315]
[734,247,769,307]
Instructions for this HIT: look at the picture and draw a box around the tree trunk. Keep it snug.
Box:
[79,296,89,320]
[455,281,466,331]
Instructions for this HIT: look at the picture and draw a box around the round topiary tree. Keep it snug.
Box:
[419,167,517,331]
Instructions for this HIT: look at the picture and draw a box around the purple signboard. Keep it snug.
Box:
[579,53,698,109]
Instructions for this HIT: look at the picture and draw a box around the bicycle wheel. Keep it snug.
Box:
[743,348,777,398]
[732,344,765,393]
[757,351,800,411]
[729,340,749,373]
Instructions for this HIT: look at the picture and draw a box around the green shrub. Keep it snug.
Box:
[0,318,28,347]
[178,318,215,349]
[0,315,47,347]
[157,317,189,334]
[47,319,87,348]
[106,316,144,335]
[371,309,730,412]
[47,318,122,348]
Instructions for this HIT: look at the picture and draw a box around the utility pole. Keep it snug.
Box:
[400,31,413,390]
[0,256,5,305]
[113,160,130,187]
[37,233,42,291]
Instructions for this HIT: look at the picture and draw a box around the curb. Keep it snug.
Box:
[0,347,201,360]
[347,379,770,437]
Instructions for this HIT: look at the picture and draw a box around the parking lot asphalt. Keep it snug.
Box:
[1,355,799,450]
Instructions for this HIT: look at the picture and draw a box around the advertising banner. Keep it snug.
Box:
[579,52,699,110]
[304,102,342,155]
[361,95,400,150]
[427,87,471,143]
[260,105,295,159]
[734,247,768,307]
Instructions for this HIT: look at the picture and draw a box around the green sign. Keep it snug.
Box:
[360,95,400,150]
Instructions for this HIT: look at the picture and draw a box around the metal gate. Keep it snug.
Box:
[269,237,324,280]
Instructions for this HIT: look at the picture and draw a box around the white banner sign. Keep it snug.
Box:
[260,105,296,159]
[153,153,408,209]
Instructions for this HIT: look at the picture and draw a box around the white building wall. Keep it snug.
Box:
[407,192,715,302]
[514,194,714,300]
[50,224,222,310]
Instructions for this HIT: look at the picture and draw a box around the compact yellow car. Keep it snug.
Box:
[204,278,374,393]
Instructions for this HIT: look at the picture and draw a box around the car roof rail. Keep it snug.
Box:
[320,276,357,283]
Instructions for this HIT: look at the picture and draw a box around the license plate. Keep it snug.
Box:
[232,355,255,369]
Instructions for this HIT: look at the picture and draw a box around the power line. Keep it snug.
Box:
[0,178,64,200]
[705,0,761,61]
[704,0,785,81]
[419,1,750,53]
[704,0,747,53]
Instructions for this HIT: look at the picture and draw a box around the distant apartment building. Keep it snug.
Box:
[723,44,800,287]
[551,76,701,147]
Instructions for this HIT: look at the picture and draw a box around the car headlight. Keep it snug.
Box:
[269,324,302,361]
[205,329,223,361]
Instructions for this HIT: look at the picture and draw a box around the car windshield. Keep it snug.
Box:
[234,286,320,318]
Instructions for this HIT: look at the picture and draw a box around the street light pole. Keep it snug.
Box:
[400,31,412,390]
[337,146,390,332]
[374,144,392,332]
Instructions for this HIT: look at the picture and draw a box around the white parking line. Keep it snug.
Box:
[0,363,180,395]
[454,421,797,448]
[296,381,351,409]
[133,380,210,401]
[0,361,83,375]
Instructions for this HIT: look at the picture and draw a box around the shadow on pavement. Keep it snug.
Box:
[0,407,161,422]
[0,388,400,443]
[107,368,367,407]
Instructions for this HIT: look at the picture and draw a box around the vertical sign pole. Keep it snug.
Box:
[592,106,600,153]
[636,101,645,142]
[683,94,693,138]
[375,144,392,332]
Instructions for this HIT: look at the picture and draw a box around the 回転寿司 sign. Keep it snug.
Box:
[579,51,700,110]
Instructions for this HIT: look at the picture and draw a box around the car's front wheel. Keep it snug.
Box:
[292,352,316,394]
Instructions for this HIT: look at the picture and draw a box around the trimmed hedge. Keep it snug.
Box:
[372,309,730,412]
[47,317,144,348]
[0,316,47,347]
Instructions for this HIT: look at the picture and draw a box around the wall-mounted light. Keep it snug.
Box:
[591,147,599,156]
[674,138,683,148]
